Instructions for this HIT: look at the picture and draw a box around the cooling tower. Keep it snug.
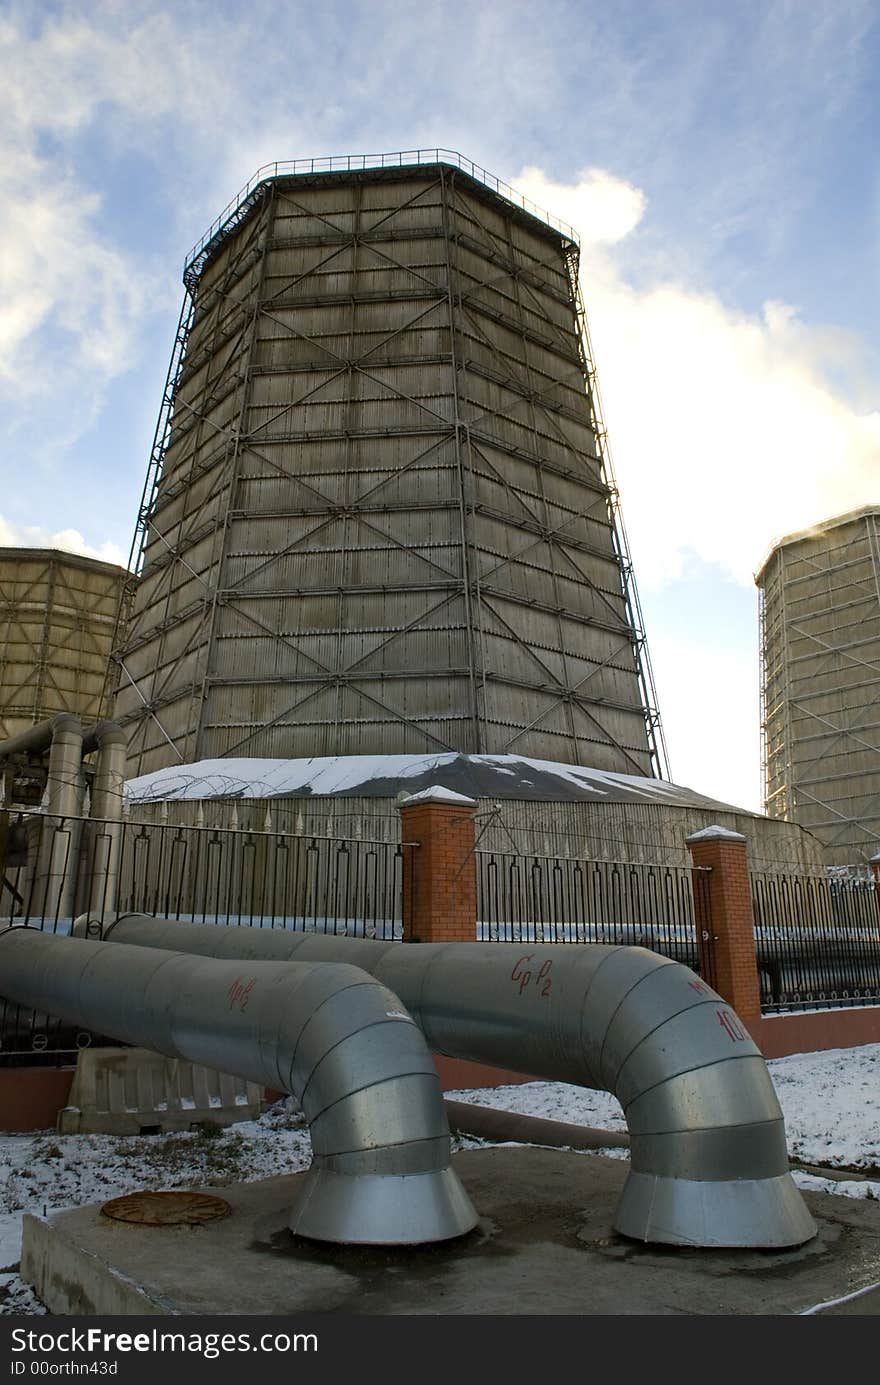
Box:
[0,547,131,740]
[757,505,880,863]
[115,152,664,779]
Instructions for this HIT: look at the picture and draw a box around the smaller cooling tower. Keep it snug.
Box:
[757,506,880,863]
[0,548,133,741]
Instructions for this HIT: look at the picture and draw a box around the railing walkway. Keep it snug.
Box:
[184,148,579,286]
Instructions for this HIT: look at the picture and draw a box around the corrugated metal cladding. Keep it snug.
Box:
[127,795,826,872]
[117,164,658,778]
[0,548,132,739]
[757,506,880,863]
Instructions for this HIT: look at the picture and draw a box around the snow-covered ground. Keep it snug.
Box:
[2,1043,878,1315]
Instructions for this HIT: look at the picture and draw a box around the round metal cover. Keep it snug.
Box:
[101,1191,231,1226]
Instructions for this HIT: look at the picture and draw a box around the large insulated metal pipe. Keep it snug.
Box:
[0,717,119,763]
[0,719,57,761]
[44,715,84,819]
[0,928,478,1246]
[85,724,127,918]
[36,715,85,921]
[100,916,817,1249]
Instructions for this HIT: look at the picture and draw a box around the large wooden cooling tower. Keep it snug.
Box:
[116,153,665,780]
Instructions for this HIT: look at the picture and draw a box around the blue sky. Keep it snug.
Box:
[1,0,878,811]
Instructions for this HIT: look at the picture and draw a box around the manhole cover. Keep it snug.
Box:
[101,1191,231,1226]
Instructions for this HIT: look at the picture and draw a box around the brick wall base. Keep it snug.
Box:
[746,1007,880,1060]
[0,1068,75,1132]
[433,1057,538,1091]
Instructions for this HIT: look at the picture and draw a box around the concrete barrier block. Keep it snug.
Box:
[56,1047,264,1135]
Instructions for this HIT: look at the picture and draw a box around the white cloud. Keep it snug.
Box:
[515,165,646,247]
[509,165,880,805]
[0,514,126,568]
[0,149,153,391]
[512,166,880,591]
[0,13,187,424]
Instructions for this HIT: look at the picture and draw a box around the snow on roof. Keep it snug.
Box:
[686,825,748,843]
[124,752,753,814]
[399,785,477,807]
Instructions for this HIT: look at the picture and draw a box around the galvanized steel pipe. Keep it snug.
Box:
[0,715,123,767]
[85,724,128,918]
[101,916,817,1249]
[36,716,85,921]
[0,719,58,761]
[0,927,478,1245]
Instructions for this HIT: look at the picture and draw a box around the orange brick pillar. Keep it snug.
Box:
[398,787,478,944]
[686,825,762,1021]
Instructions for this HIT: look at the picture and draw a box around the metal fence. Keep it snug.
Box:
[476,850,710,974]
[751,868,880,1013]
[0,811,405,1058]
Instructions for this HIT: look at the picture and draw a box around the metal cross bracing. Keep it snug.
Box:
[118,167,659,775]
[115,160,667,781]
[564,245,669,780]
[759,509,880,863]
[0,551,131,742]
[114,202,271,764]
[182,150,580,289]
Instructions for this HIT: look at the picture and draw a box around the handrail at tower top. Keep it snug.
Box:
[183,149,580,288]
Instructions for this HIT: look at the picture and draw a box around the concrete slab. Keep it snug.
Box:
[20,1149,880,1316]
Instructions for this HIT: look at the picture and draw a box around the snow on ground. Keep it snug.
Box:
[1,1043,878,1314]
[762,1044,880,1170]
[448,1042,880,1173]
[0,1104,313,1316]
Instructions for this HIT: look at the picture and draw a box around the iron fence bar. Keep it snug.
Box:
[1,811,407,1057]
[475,849,704,959]
[751,866,880,1014]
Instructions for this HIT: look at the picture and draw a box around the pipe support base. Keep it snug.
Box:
[289,1165,479,1245]
[614,1169,817,1248]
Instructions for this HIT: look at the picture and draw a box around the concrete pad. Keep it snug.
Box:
[20,1149,880,1316]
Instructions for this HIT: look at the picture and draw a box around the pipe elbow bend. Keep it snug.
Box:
[588,951,816,1247]
[275,964,478,1244]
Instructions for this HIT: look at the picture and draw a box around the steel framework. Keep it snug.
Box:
[758,506,880,862]
[0,548,133,744]
[115,153,667,779]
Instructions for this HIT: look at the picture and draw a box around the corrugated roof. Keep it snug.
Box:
[124,752,752,813]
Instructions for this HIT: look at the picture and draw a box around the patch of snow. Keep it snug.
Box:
[0,1104,313,1314]
[399,786,476,806]
[685,824,747,842]
[125,755,458,803]
[791,1172,880,1200]
[124,752,746,812]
